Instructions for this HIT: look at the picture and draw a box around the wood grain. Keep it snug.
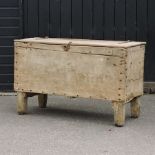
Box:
[14,38,145,126]
[14,39,145,102]
[131,97,141,118]
[14,46,125,101]
[17,92,27,114]
[15,38,145,48]
[112,101,125,127]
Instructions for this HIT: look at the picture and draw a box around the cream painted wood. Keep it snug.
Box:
[131,97,141,118]
[14,38,145,126]
[17,92,27,114]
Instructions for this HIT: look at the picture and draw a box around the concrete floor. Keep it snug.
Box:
[0,95,155,155]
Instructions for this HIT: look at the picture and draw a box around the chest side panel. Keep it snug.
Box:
[125,45,145,101]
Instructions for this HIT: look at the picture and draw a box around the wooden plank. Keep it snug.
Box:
[0,37,16,46]
[0,47,13,55]
[83,0,93,39]
[50,0,61,37]
[38,0,49,37]
[126,0,137,40]
[14,46,125,101]
[126,46,145,100]
[137,0,148,41]
[72,0,82,38]
[0,18,20,27]
[104,0,115,40]
[15,38,145,48]
[0,0,19,7]
[18,0,23,39]
[23,0,28,37]
[27,0,39,37]
[0,0,20,91]
[0,8,19,17]
[115,0,126,40]
[61,0,71,38]
[137,0,148,80]
[93,0,104,39]
[147,0,155,81]
[0,55,14,64]
[0,74,14,83]
[15,42,126,57]
[0,65,13,74]
[0,27,20,36]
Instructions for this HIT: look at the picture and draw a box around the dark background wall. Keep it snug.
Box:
[0,0,22,91]
[23,0,155,82]
[0,0,155,91]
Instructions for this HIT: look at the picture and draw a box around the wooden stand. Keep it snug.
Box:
[17,92,142,126]
[14,38,145,126]
[17,92,48,114]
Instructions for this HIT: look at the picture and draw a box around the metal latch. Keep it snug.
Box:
[64,42,72,51]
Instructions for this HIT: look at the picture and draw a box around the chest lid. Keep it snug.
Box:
[15,37,145,48]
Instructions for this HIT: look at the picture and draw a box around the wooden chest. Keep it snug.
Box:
[14,38,145,126]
